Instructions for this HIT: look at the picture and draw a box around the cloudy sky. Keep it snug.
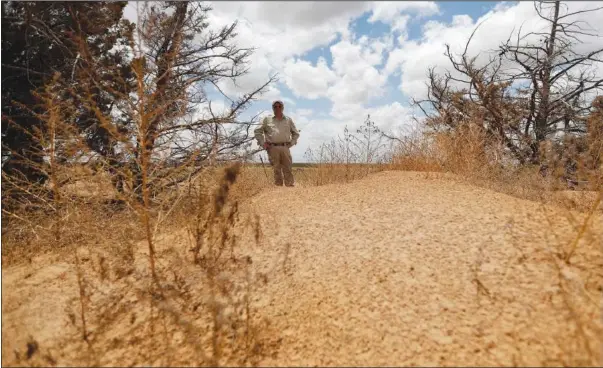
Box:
[124,1,603,162]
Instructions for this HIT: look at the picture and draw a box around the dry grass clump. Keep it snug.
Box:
[386,117,602,366]
[3,163,283,367]
[388,121,601,213]
[387,132,443,173]
[0,75,281,364]
[300,118,390,186]
[388,119,499,176]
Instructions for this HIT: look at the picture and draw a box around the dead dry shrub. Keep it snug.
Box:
[433,124,494,177]
[538,101,603,193]
[2,5,281,366]
[1,72,126,265]
[388,131,443,172]
[4,162,280,367]
[387,121,601,212]
[301,117,388,186]
[2,138,276,365]
[389,119,497,176]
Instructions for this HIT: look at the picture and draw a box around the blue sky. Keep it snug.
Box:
[124,1,602,162]
[301,1,498,104]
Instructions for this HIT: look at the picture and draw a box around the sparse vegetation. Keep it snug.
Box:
[2,0,601,367]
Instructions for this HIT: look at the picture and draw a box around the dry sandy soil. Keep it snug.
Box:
[2,171,602,366]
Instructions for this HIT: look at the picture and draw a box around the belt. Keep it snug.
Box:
[269,142,290,146]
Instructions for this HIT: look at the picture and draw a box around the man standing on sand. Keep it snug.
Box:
[254,100,300,187]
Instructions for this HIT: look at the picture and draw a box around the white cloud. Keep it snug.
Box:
[204,1,374,102]
[368,1,440,23]
[281,31,392,109]
[283,57,336,99]
[295,108,314,118]
[223,1,372,31]
[367,102,417,133]
[329,102,415,132]
[198,99,229,118]
[325,37,389,108]
[204,1,442,107]
[331,37,383,71]
[392,14,412,41]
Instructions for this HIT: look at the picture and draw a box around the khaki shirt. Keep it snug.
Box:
[254,115,300,146]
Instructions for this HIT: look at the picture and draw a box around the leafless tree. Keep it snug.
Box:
[410,0,603,169]
[70,1,275,198]
[411,47,531,165]
[499,0,603,161]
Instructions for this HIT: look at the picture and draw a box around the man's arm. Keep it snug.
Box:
[254,118,267,146]
[290,117,300,146]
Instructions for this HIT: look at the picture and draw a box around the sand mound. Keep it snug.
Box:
[3,171,602,366]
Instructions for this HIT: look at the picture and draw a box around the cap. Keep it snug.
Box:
[272,100,284,107]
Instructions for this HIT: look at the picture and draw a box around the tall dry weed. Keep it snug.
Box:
[4,162,279,367]
[2,24,277,368]
[302,118,389,186]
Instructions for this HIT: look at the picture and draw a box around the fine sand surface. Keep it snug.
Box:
[2,171,602,366]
